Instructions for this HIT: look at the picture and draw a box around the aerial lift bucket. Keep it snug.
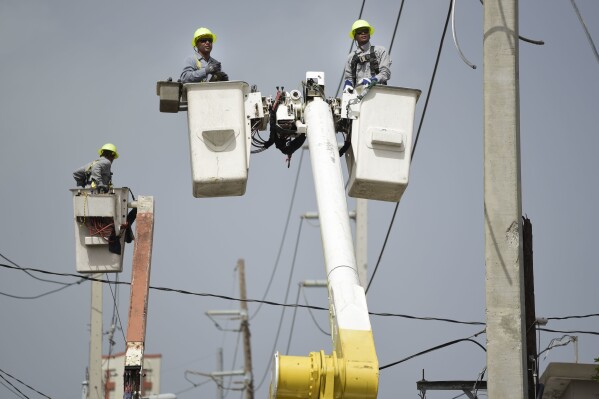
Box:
[345,85,421,202]
[71,187,129,273]
[185,81,258,198]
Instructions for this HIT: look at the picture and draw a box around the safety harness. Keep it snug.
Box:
[350,46,380,86]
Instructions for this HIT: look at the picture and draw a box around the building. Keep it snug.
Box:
[101,352,162,399]
[540,362,599,399]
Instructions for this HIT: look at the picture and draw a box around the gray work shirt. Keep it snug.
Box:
[73,156,113,190]
[343,42,391,85]
[180,52,221,83]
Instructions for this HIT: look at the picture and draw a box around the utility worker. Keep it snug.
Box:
[180,27,229,83]
[343,20,391,93]
[73,143,118,193]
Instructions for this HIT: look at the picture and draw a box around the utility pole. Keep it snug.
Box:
[216,348,224,399]
[237,259,255,399]
[88,275,103,399]
[484,0,528,398]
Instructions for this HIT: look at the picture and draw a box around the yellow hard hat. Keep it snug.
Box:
[98,143,119,159]
[192,27,217,46]
[349,19,374,39]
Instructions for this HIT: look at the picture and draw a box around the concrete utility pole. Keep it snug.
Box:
[483,0,528,398]
[88,275,103,399]
[237,259,255,399]
[216,348,224,399]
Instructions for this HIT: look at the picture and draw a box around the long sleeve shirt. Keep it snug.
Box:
[180,52,221,83]
[343,42,391,85]
[73,156,113,190]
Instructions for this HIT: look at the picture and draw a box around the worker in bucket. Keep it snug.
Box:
[180,27,229,83]
[343,19,391,93]
[73,143,118,193]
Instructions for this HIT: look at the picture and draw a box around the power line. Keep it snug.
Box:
[366,0,454,294]
[255,217,304,391]
[379,330,486,370]
[334,0,367,96]
[569,0,599,65]
[0,368,52,399]
[0,279,85,299]
[3,262,599,330]
[250,149,304,320]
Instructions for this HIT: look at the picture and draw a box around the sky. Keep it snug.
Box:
[1,1,598,398]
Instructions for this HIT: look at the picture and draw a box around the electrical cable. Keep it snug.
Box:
[0,375,29,399]
[537,334,576,359]
[0,252,71,286]
[335,0,367,96]
[379,329,486,370]
[105,274,126,344]
[366,0,454,294]
[387,0,406,56]
[538,328,599,336]
[284,283,303,354]
[0,368,52,399]
[451,0,477,69]
[301,287,329,335]
[255,218,304,391]
[250,149,304,320]
[0,379,28,399]
[4,262,598,329]
[477,0,545,46]
[0,278,85,299]
[569,0,599,65]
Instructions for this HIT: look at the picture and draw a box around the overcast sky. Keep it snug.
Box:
[1,1,598,398]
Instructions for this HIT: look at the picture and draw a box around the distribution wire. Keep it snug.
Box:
[0,375,28,399]
[249,149,304,320]
[0,368,52,399]
[334,0,367,97]
[379,329,486,370]
[366,0,454,294]
[477,0,545,46]
[0,379,27,399]
[254,217,304,391]
[570,0,599,65]
[4,262,599,330]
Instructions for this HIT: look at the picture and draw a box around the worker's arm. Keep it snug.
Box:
[374,46,391,84]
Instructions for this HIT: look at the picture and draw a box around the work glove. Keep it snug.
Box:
[343,79,354,94]
[359,77,377,87]
[206,62,221,74]
[209,71,229,82]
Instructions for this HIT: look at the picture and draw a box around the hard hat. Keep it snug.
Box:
[192,27,217,46]
[349,19,375,39]
[98,143,119,159]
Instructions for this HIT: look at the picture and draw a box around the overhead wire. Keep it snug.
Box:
[451,0,477,69]
[334,0,367,97]
[379,329,486,370]
[0,368,52,399]
[0,379,28,399]
[569,0,599,65]
[4,262,599,331]
[255,217,304,391]
[0,376,29,399]
[366,0,454,294]
[250,149,304,320]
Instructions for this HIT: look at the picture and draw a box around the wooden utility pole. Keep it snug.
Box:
[237,259,255,399]
[523,216,537,399]
[483,0,528,397]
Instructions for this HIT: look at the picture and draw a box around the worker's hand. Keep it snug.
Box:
[359,77,377,87]
[206,62,221,74]
[343,79,354,94]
